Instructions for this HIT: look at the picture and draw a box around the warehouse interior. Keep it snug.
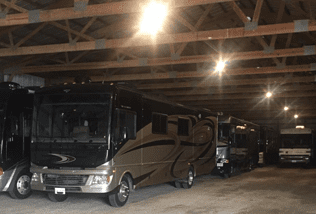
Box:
[0,0,316,129]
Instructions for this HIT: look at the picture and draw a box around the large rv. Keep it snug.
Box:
[0,82,34,199]
[279,127,315,166]
[216,116,260,178]
[259,126,279,165]
[30,84,217,207]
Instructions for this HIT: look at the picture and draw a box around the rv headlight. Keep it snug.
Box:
[91,175,113,185]
[31,173,40,182]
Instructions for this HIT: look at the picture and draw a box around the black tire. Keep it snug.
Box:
[108,174,131,207]
[174,181,182,188]
[9,170,32,199]
[182,167,194,189]
[48,192,68,202]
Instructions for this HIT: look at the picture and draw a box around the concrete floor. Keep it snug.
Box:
[1,166,316,214]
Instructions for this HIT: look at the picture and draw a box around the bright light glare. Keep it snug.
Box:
[266,92,272,98]
[294,114,299,119]
[284,106,289,111]
[140,1,168,35]
[216,60,226,72]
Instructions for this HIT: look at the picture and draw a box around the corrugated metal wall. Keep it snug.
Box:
[4,74,45,87]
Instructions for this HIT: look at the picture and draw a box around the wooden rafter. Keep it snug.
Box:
[173,92,316,101]
[0,0,240,27]
[281,33,293,64]
[230,1,281,65]
[73,17,97,43]
[15,47,316,73]
[15,23,47,48]
[163,85,316,96]
[136,76,314,90]
[176,4,213,55]
[0,0,95,43]
[269,0,286,48]
[1,20,316,57]
[252,0,264,23]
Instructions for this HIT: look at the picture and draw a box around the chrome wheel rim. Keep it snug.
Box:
[17,175,31,195]
[118,180,129,202]
[188,171,194,185]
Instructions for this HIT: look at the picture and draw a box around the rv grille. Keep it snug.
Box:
[43,174,88,186]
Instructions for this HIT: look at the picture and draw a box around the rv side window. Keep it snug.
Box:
[152,113,168,134]
[178,118,189,136]
[116,109,137,140]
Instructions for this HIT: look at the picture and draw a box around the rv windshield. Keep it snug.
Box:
[280,134,312,148]
[218,124,230,146]
[34,93,111,143]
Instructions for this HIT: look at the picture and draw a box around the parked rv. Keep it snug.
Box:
[216,116,260,178]
[0,82,34,199]
[279,127,315,166]
[30,83,217,207]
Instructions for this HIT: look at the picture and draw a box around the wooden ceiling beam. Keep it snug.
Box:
[0,0,238,27]
[2,20,315,57]
[181,98,316,107]
[269,0,286,48]
[207,105,316,111]
[173,91,316,101]
[230,1,281,66]
[252,0,264,23]
[136,76,314,90]
[163,85,316,96]
[17,47,315,73]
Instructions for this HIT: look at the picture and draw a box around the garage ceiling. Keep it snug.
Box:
[0,0,316,127]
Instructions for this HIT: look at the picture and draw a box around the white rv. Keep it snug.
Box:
[279,128,315,165]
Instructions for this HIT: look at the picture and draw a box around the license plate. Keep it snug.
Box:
[55,188,66,195]
[217,163,223,167]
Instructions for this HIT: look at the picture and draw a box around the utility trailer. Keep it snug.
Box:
[216,116,260,178]
[0,82,34,199]
[30,83,217,207]
[279,127,315,166]
[258,127,279,165]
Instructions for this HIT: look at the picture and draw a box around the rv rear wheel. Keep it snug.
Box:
[108,174,131,207]
[9,170,32,199]
[48,193,68,202]
[182,168,194,189]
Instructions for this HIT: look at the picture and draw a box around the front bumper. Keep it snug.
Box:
[279,156,310,164]
[30,167,117,194]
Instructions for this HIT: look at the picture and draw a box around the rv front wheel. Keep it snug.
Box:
[108,174,131,207]
[182,168,194,189]
[48,193,68,202]
[9,170,32,199]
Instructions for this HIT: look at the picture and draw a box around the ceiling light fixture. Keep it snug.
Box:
[139,1,168,36]
[284,106,289,111]
[266,92,272,98]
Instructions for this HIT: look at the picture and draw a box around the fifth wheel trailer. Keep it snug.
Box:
[30,83,217,207]
[0,82,34,199]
